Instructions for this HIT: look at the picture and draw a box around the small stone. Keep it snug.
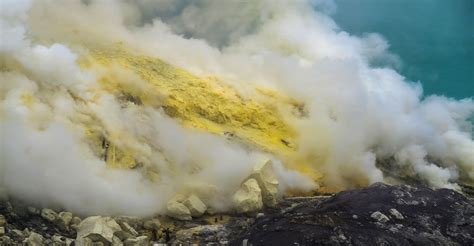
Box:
[124,235,149,246]
[11,229,24,239]
[75,216,122,245]
[166,201,192,221]
[56,212,73,231]
[256,213,265,219]
[115,216,142,228]
[27,207,41,215]
[175,225,228,243]
[41,208,58,222]
[0,215,5,226]
[24,231,44,246]
[143,218,161,230]
[184,194,207,217]
[352,215,358,219]
[389,208,404,220]
[371,211,390,223]
[0,227,5,236]
[52,235,68,245]
[70,216,82,230]
[0,235,12,245]
[116,221,138,240]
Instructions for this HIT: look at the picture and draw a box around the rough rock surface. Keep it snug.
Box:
[75,216,122,244]
[233,178,263,213]
[246,158,279,207]
[166,201,192,221]
[1,183,472,245]
[232,183,474,245]
[175,225,229,244]
[184,195,207,217]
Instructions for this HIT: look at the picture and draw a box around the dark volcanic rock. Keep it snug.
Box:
[232,183,474,245]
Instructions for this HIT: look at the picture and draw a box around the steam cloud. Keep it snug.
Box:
[1,0,473,216]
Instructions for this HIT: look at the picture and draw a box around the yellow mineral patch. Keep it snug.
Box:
[82,49,294,150]
[75,46,321,181]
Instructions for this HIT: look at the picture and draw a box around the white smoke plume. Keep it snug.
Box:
[1,0,473,216]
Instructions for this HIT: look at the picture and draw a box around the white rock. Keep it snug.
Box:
[0,215,5,226]
[166,201,192,221]
[41,208,58,222]
[70,216,81,231]
[56,212,73,231]
[75,216,122,245]
[247,158,279,207]
[233,178,263,213]
[124,235,149,246]
[116,221,138,240]
[184,195,207,217]
[143,218,161,230]
[51,235,73,245]
[23,232,44,246]
[389,208,404,220]
[371,211,390,223]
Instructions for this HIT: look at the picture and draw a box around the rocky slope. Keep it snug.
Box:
[1,183,472,245]
[233,183,474,245]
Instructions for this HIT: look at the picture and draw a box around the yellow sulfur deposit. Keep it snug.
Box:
[80,48,299,168]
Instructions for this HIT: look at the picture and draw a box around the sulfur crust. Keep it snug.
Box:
[72,46,322,184]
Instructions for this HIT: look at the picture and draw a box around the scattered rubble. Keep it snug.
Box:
[233,183,474,245]
[0,183,472,245]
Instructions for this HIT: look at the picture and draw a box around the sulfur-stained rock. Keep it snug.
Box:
[0,227,4,237]
[166,201,192,221]
[0,215,5,226]
[70,216,82,231]
[247,158,279,207]
[233,178,263,213]
[41,208,58,222]
[51,235,74,246]
[75,216,122,245]
[184,195,207,217]
[124,235,149,246]
[175,225,229,243]
[116,221,138,241]
[56,212,73,231]
[143,218,161,230]
[23,232,44,246]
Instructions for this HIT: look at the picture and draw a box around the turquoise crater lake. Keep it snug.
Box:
[333,0,473,100]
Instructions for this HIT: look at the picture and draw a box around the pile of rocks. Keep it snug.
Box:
[0,199,242,245]
[166,194,207,221]
[232,158,279,213]
[164,157,279,220]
